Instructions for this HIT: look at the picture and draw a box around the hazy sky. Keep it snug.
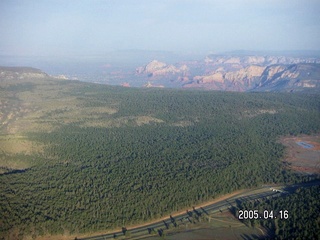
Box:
[1,0,320,56]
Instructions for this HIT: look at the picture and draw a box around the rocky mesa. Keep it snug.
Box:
[136,60,188,77]
[257,63,320,91]
[135,55,320,92]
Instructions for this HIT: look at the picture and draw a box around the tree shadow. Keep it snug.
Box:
[170,215,177,227]
[147,227,157,235]
[200,207,209,215]
[240,233,265,240]
[2,168,29,175]
[122,227,127,236]
[186,210,193,217]
[229,199,242,218]
[163,220,169,229]
[262,226,274,239]
[235,199,242,206]
[229,205,237,216]
[192,207,201,217]
[158,228,163,237]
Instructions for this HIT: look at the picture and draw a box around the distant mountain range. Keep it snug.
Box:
[135,55,320,92]
[1,52,320,92]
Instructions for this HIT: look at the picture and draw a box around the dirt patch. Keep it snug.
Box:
[171,120,194,127]
[280,134,320,174]
[134,116,164,126]
[81,115,164,128]
[0,135,45,170]
[242,109,277,119]
[0,135,44,155]
[26,234,75,240]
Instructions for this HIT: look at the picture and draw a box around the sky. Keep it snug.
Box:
[1,0,320,56]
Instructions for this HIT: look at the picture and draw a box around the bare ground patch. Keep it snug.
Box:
[81,115,164,128]
[0,135,45,170]
[280,134,320,174]
[171,120,194,127]
[0,135,44,155]
[242,109,277,118]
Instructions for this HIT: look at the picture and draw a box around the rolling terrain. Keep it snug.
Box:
[0,66,320,239]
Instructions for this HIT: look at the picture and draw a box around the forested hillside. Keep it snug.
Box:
[0,68,319,239]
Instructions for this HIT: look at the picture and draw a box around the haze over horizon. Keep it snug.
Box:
[1,0,320,57]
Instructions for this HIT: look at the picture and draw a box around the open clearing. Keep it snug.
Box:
[0,135,45,171]
[280,134,320,174]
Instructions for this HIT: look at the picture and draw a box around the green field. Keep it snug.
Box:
[0,68,320,239]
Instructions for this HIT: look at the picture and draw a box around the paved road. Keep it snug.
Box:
[79,180,320,240]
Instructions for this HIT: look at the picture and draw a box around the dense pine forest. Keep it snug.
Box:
[0,73,320,239]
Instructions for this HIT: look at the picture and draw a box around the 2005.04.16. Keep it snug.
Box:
[238,210,289,220]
